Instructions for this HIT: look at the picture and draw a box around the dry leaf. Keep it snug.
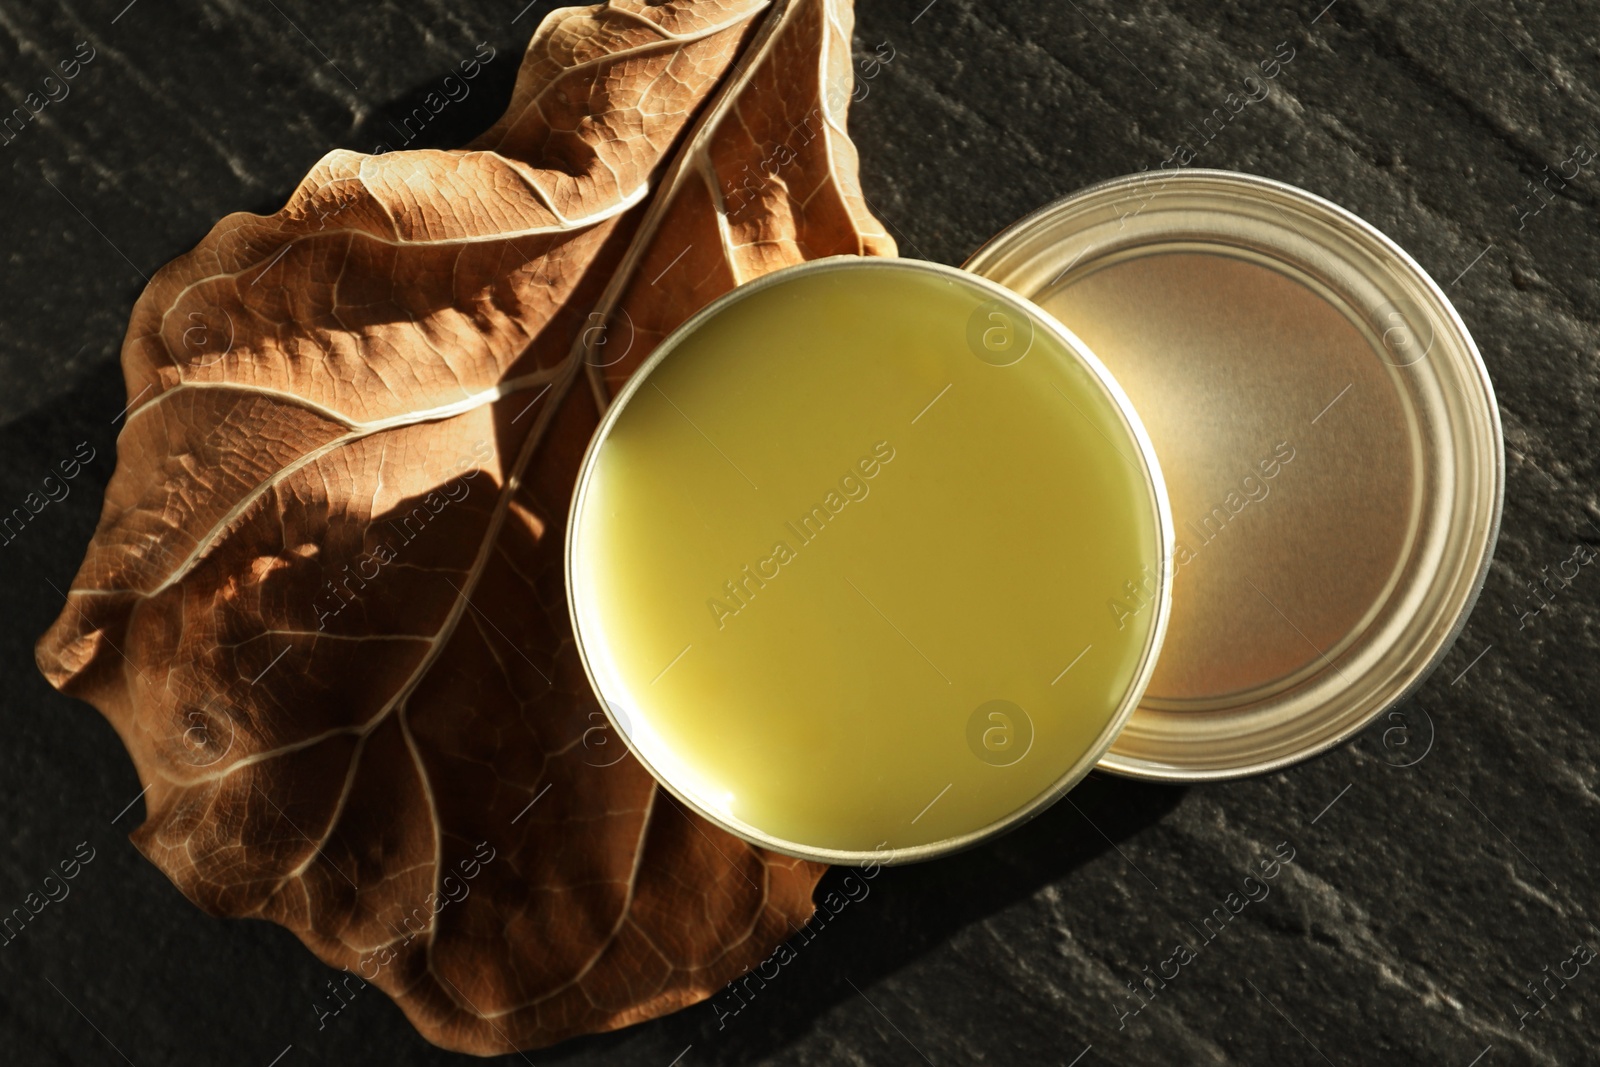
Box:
[36,0,893,1054]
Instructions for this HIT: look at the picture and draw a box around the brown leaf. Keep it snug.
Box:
[36,0,893,1054]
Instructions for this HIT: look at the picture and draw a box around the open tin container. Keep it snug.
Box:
[566,170,1504,866]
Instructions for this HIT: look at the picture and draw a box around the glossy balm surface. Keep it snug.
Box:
[569,260,1166,860]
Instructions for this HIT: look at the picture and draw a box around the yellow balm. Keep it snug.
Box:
[568,258,1170,862]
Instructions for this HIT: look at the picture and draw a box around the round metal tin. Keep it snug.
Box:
[967,170,1504,780]
[567,256,1173,865]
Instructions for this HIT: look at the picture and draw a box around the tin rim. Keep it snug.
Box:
[565,255,1175,865]
[966,169,1505,781]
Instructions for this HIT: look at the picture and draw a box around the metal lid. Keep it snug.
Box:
[967,170,1504,780]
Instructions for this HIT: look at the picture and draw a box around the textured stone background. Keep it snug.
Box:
[2,1,1596,1064]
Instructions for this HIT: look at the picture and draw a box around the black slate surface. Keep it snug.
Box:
[2,1,1597,1065]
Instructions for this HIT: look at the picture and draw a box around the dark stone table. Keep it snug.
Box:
[2,1,1595,1064]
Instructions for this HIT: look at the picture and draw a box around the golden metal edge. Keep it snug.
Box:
[564,254,1176,866]
[967,169,1506,783]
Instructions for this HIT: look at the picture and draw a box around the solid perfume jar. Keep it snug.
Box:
[567,258,1172,864]
[568,171,1504,864]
